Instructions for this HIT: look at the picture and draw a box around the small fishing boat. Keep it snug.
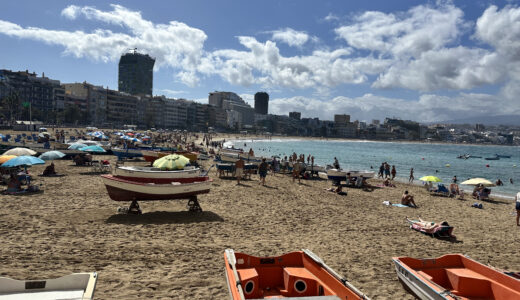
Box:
[101,174,211,201]
[484,156,500,160]
[326,169,375,182]
[0,272,97,299]
[112,147,145,159]
[174,151,198,162]
[495,154,511,158]
[305,164,326,173]
[392,254,520,300]
[141,150,171,163]
[224,249,370,299]
[112,165,200,183]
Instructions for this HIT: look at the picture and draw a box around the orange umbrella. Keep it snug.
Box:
[0,155,17,164]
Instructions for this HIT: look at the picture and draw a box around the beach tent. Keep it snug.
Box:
[3,147,36,156]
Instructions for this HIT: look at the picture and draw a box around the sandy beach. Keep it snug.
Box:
[1,149,520,299]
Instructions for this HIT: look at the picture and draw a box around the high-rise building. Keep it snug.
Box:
[118,50,155,96]
[254,92,269,115]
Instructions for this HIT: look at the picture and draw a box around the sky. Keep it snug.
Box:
[1,0,520,123]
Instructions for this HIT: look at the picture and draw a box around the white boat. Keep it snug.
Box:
[305,164,326,173]
[101,175,212,201]
[326,168,375,181]
[112,165,200,183]
[0,272,97,300]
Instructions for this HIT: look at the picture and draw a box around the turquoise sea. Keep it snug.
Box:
[232,138,520,199]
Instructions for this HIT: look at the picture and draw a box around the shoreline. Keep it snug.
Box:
[221,134,518,148]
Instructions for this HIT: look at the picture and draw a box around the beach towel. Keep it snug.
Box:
[383,201,409,207]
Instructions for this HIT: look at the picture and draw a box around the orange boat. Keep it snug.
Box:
[224,249,370,299]
[392,254,520,299]
[175,151,198,162]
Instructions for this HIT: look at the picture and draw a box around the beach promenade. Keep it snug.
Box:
[1,149,519,299]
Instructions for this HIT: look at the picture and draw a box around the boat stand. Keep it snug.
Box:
[187,196,202,212]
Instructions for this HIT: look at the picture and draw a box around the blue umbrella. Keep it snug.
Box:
[1,155,45,168]
[39,150,66,161]
[79,145,106,153]
[68,143,88,150]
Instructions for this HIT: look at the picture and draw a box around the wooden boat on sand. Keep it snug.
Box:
[112,165,200,183]
[392,254,520,299]
[0,272,97,299]
[101,174,211,202]
[224,249,370,299]
[141,150,171,163]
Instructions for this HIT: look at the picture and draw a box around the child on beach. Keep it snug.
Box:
[258,158,268,186]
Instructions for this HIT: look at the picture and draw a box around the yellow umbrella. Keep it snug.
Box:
[419,176,442,182]
[153,154,190,170]
[461,178,495,187]
[0,155,17,164]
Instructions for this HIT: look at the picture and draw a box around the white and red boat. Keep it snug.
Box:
[101,174,212,201]
[112,165,201,183]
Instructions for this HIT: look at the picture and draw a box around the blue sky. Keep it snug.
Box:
[1,0,519,123]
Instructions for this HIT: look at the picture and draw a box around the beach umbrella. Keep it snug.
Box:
[153,154,190,170]
[3,147,36,156]
[1,155,45,168]
[0,155,17,164]
[79,145,106,153]
[419,176,442,182]
[39,150,65,161]
[68,143,88,150]
[461,178,495,187]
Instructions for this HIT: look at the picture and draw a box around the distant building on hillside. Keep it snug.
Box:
[254,92,269,115]
[118,49,155,96]
[289,111,301,120]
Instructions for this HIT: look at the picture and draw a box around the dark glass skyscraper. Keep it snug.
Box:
[118,50,155,96]
[254,92,269,115]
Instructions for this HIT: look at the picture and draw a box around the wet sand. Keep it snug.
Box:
[1,155,519,299]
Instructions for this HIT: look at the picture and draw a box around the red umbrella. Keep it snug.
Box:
[126,132,134,136]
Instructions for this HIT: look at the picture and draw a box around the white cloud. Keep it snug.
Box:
[1,3,520,121]
[335,3,466,57]
[271,28,314,47]
[0,4,207,86]
[269,92,514,123]
[323,13,339,22]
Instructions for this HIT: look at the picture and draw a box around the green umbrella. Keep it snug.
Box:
[153,154,190,170]
[419,176,442,182]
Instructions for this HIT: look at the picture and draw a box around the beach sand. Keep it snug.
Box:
[1,155,520,299]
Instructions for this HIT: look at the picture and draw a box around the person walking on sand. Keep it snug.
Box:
[409,168,414,183]
[378,163,384,178]
[235,157,245,185]
[258,158,269,186]
[391,165,396,180]
[515,192,520,226]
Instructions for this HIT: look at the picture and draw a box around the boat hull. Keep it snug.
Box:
[141,150,171,162]
[327,169,375,181]
[113,166,200,182]
[224,249,369,300]
[101,175,211,201]
[392,254,520,300]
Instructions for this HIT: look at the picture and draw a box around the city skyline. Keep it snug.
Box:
[1,1,519,122]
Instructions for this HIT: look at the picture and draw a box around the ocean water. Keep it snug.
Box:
[231,138,520,199]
